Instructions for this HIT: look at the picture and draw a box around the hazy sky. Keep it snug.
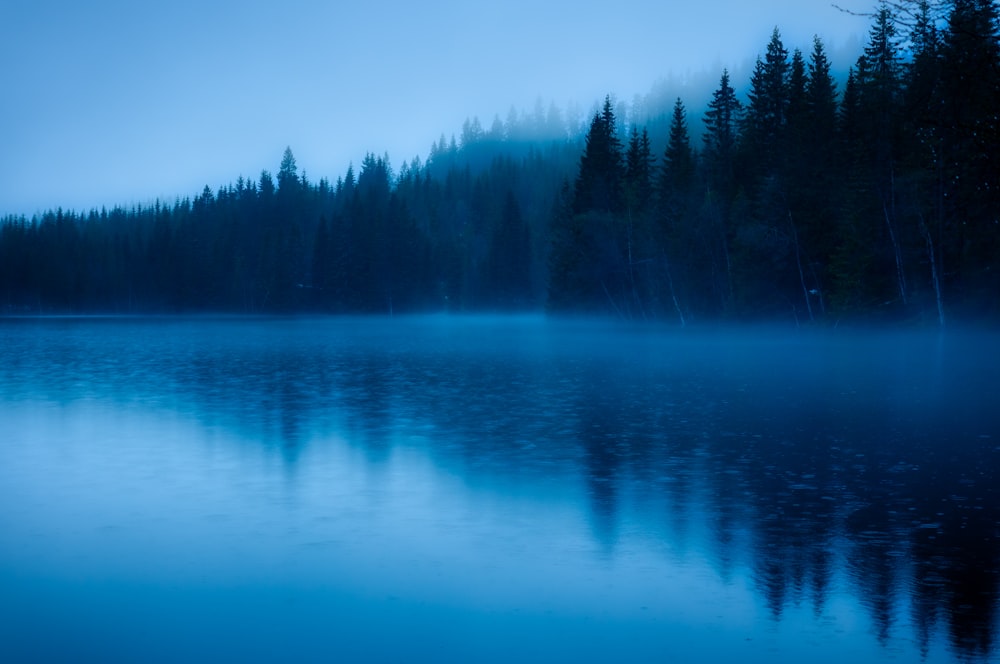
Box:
[1,1,871,216]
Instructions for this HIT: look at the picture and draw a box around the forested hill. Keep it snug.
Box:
[2,1,998,324]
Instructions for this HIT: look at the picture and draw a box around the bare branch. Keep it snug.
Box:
[833,0,951,27]
[831,3,872,18]
[834,0,952,43]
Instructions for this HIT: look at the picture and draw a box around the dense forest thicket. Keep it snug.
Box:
[2,1,997,323]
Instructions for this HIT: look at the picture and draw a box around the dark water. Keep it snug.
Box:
[1,316,997,663]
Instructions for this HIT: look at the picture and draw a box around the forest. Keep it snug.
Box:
[1,0,997,324]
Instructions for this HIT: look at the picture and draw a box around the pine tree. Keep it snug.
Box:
[659,98,694,227]
[703,70,741,196]
[259,170,275,199]
[829,55,889,315]
[782,48,811,252]
[277,147,299,194]
[801,36,840,302]
[573,96,624,215]
[624,126,654,215]
[860,4,908,309]
[701,71,743,314]
[664,99,694,185]
[653,98,697,322]
[785,48,808,150]
[860,3,903,151]
[783,39,838,243]
[903,2,942,129]
[742,28,790,171]
[806,36,839,151]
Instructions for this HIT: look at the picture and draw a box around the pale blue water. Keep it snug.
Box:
[1,316,997,663]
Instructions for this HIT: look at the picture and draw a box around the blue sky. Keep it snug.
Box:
[1,1,870,216]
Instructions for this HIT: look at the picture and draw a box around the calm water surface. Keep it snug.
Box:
[1,316,997,663]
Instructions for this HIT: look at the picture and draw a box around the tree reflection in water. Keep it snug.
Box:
[2,317,997,662]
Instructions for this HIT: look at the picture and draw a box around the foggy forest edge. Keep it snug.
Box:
[1,1,997,326]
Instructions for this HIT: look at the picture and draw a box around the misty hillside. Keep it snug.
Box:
[2,3,997,324]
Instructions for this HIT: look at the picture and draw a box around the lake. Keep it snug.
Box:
[1,316,997,663]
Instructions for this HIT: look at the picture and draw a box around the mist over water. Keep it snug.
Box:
[1,316,997,663]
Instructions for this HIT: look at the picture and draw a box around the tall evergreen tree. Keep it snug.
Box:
[624,127,655,215]
[830,65,878,313]
[702,70,743,314]
[859,3,909,309]
[559,97,638,314]
[806,36,839,151]
[801,37,840,299]
[703,70,741,196]
[573,96,624,215]
[277,147,299,194]
[742,28,790,172]
[902,1,942,129]
[259,170,275,198]
[785,48,808,134]
[860,3,903,156]
[653,98,698,322]
[659,98,694,222]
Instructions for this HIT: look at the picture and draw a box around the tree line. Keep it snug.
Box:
[2,0,997,323]
[551,0,998,324]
